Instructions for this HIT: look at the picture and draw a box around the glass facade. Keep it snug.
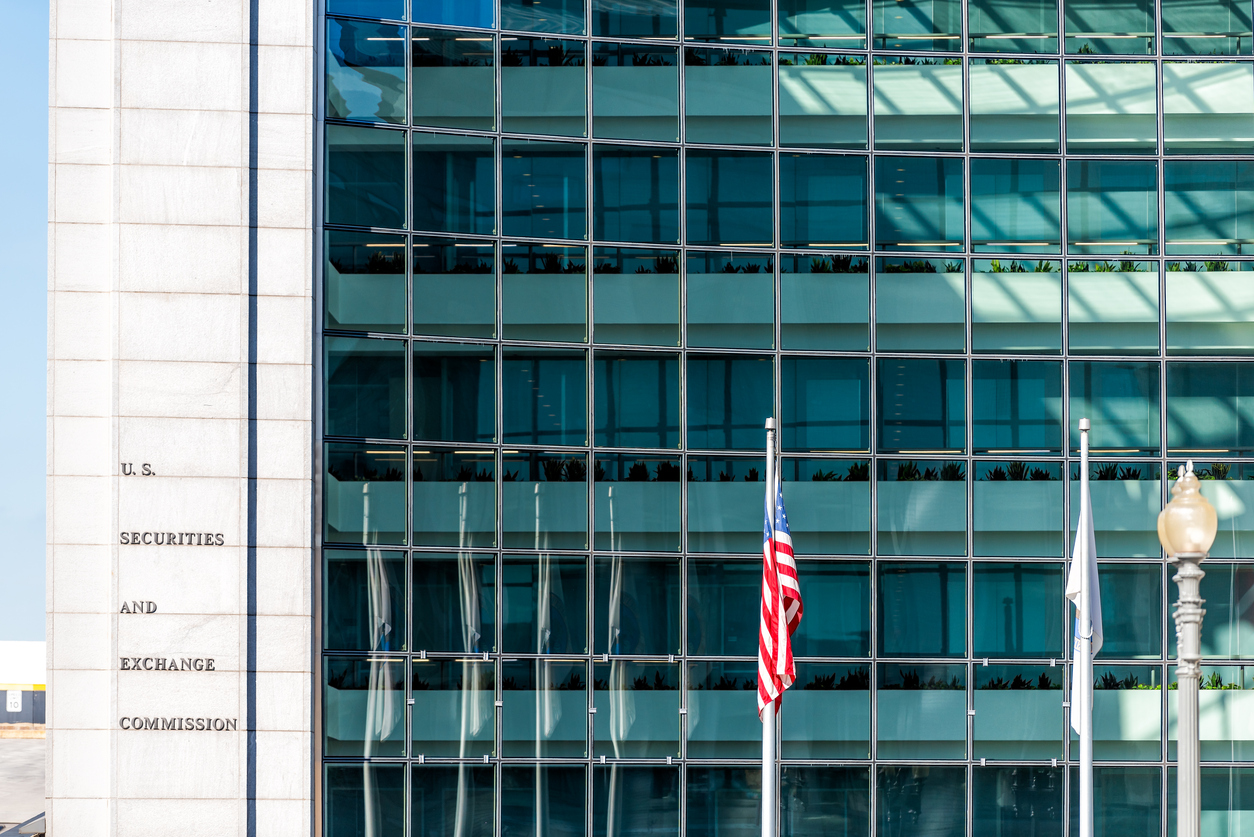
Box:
[320,0,1254,833]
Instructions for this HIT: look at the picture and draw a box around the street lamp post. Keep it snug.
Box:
[1157,461,1218,837]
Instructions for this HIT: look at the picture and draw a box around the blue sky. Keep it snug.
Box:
[0,0,48,640]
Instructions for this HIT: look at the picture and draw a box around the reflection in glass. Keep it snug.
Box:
[873,57,964,151]
[594,456,682,552]
[781,460,871,554]
[872,0,963,50]
[592,248,681,347]
[501,0,585,35]
[500,244,586,342]
[1069,361,1161,455]
[782,665,871,758]
[1166,262,1254,355]
[1064,0,1155,54]
[878,563,967,655]
[780,153,867,248]
[780,253,869,351]
[326,335,407,440]
[411,766,494,837]
[1163,62,1254,153]
[687,557,758,652]
[324,443,407,545]
[1167,474,1254,562]
[412,341,495,443]
[502,554,588,653]
[778,54,868,148]
[501,765,587,837]
[1070,461,1161,556]
[412,552,496,653]
[412,0,494,28]
[501,660,588,757]
[1168,668,1254,760]
[688,662,760,758]
[875,257,966,352]
[412,236,495,339]
[1067,160,1159,255]
[685,0,772,43]
[326,231,406,333]
[782,767,871,836]
[593,766,680,837]
[688,769,761,837]
[1162,0,1253,54]
[595,354,680,449]
[591,44,679,142]
[1094,565,1163,658]
[327,763,406,837]
[412,449,495,547]
[781,0,866,46]
[972,361,1063,456]
[876,668,968,759]
[1070,667,1162,760]
[974,463,1064,555]
[593,661,680,757]
[688,356,774,450]
[972,259,1062,353]
[1168,768,1254,835]
[327,18,406,124]
[324,655,407,756]
[502,350,588,446]
[411,659,494,757]
[969,0,1059,52]
[593,0,678,38]
[325,549,407,652]
[973,768,1063,837]
[974,665,1064,759]
[969,60,1061,152]
[1165,161,1254,255]
[1067,260,1159,354]
[782,358,870,452]
[686,251,774,349]
[875,156,964,250]
[877,359,966,453]
[684,48,773,144]
[501,451,590,549]
[1065,62,1157,154]
[411,132,496,235]
[593,145,680,244]
[1069,768,1161,834]
[1167,363,1254,456]
[687,462,765,552]
[501,38,586,136]
[593,555,681,653]
[331,0,402,20]
[970,158,1061,252]
[502,139,587,240]
[686,150,774,247]
[327,123,407,230]
[411,28,495,130]
[974,562,1065,654]
[792,561,870,654]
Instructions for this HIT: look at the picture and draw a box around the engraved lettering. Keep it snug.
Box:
[120,657,130,670]
[227,718,238,731]
[196,719,205,730]
[215,534,224,546]
[120,603,131,614]
[206,659,215,671]
[119,532,226,545]
[120,717,131,729]
[142,464,154,475]
[120,533,130,545]
[143,717,158,730]
[142,533,152,545]
[193,659,204,671]
[147,602,157,614]
[121,463,133,476]
[155,658,166,671]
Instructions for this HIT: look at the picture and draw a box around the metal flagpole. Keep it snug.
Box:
[1077,417,1094,837]
[762,418,777,837]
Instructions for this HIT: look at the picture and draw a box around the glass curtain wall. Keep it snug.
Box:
[321,0,1254,834]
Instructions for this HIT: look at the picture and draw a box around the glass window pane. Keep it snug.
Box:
[593,145,680,244]
[972,360,1063,455]
[412,28,495,131]
[327,764,406,837]
[781,767,871,835]
[412,0,494,28]
[324,655,407,756]
[971,158,1061,252]
[970,60,1061,152]
[413,551,496,653]
[594,455,682,552]
[501,244,587,342]
[1166,261,1254,355]
[1169,767,1254,835]
[412,236,495,339]
[974,664,1064,759]
[502,39,586,136]
[502,139,588,240]
[503,349,588,446]
[687,557,758,653]
[592,661,681,757]
[877,768,967,834]
[779,55,868,149]
[326,335,407,439]
[687,769,762,837]
[412,132,496,235]
[327,19,406,124]
[412,448,496,547]
[1168,669,1254,761]
[686,460,767,553]
[969,0,1060,52]
[878,462,968,554]
[685,0,772,43]
[1096,565,1164,658]
[780,253,870,351]
[686,150,774,246]
[591,44,679,142]
[782,358,870,453]
[1066,161,1159,255]
[687,354,774,449]
[501,0,585,34]
[874,156,964,250]
[877,358,967,453]
[1169,363,1254,455]
[325,549,407,652]
[327,123,407,229]
[687,663,761,758]
[1169,469,1254,561]
[595,354,680,448]
[873,57,964,151]
[780,153,868,248]
[1071,460,1162,556]
[781,460,872,554]
[325,443,407,545]
[326,231,407,333]
[1065,62,1157,153]
[411,659,494,757]
[593,0,679,37]
[780,1,867,47]
[871,0,964,50]
[875,257,966,352]
[413,341,495,443]
[783,666,871,758]
[973,767,1063,837]
[1064,0,1155,54]
[330,0,403,19]
[1162,0,1253,55]
[592,248,681,347]
[501,765,588,836]
[1070,768,1161,832]
[791,560,870,654]
[412,766,495,837]
[1164,63,1254,153]
[501,451,590,549]
[684,49,773,144]
[1189,564,1254,655]
[593,766,681,837]
[1165,161,1254,255]
[1067,260,1159,354]
[973,562,1065,654]
[502,556,588,653]
[593,554,681,653]
[1071,669,1163,760]
[878,563,967,655]
[972,259,1063,353]
[1069,361,1161,455]
[975,462,1064,555]
[876,671,968,759]
[686,251,775,349]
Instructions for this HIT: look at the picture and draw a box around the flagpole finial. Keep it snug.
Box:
[765,418,775,430]
[1079,417,1090,431]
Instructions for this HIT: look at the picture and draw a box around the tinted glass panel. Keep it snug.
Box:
[969,0,1060,52]
[877,358,966,453]
[327,124,407,229]
[684,48,773,145]
[779,55,868,148]
[412,552,496,653]
[412,0,494,27]
[781,767,871,834]
[412,236,495,339]
[687,354,774,450]
[873,57,963,151]
[970,158,1061,252]
[412,132,496,235]
[412,341,495,443]
[593,554,681,653]
[592,44,680,142]
[412,29,495,131]
[412,448,496,547]
[1066,160,1159,255]
[878,563,967,656]
[325,549,407,652]
[972,359,1063,454]
[502,140,587,240]
[327,18,406,124]
[970,60,1061,152]
[872,0,963,50]
[782,357,870,452]
[326,335,407,439]
[411,767,494,837]
[973,768,1063,837]
[595,352,680,448]
[593,0,679,37]
[502,555,588,653]
[592,248,681,347]
[875,156,965,250]
[973,562,1065,655]
[593,766,681,836]
[780,153,868,249]
[501,0,585,34]
[501,39,587,136]
[502,349,588,446]
[780,0,867,47]
[327,764,406,837]
[326,231,407,333]
[593,145,680,244]
[685,150,774,247]
[500,244,587,342]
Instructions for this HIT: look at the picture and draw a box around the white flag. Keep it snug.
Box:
[1065,469,1103,732]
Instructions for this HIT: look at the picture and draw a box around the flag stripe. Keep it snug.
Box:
[759,476,803,718]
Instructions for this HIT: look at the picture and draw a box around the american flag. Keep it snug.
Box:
[758,477,803,718]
